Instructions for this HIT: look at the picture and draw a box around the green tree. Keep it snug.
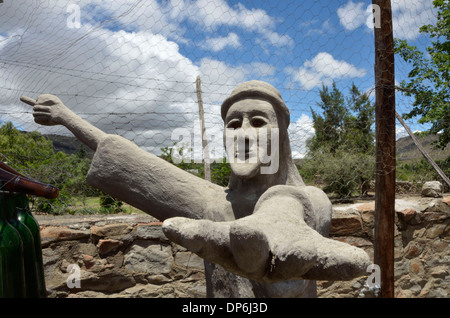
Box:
[309,82,347,153]
[76,144,87,159]
[0,122,98,213]
[394,0,450,149]
[301,149,375,199]
[0,122,54,173]
[345,84,376,153]
[302,83,375,198]
[159,143,231,187]
[210,158,231,187]
[159,142,204,178]
[309,82,375,154]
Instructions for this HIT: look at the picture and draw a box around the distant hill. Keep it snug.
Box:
[293,133,449,166]
[396,133,450,163]
[44,134,94,159]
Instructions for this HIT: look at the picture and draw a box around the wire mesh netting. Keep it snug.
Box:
[0,0,448,209]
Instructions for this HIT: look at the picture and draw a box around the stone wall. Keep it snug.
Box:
[39,214,206,298]
[366,180,449,195]
[317,195,449,298]
[37,195,449,298]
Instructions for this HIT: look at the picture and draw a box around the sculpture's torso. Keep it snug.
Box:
[204,260,317,298]
[203,188,318,298]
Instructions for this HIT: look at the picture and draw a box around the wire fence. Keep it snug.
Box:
[0,0,449,208]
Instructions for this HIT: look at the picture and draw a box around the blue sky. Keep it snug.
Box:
[0,0,438,158]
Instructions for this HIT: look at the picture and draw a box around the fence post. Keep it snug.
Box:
[196,76,211,182]
[373,0,396,298]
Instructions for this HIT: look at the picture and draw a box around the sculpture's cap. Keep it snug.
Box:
[221,80,290,127]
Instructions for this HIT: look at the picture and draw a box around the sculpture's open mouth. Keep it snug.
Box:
[234,148,257,162]
[233,138,258,162]
[235,151,250,159]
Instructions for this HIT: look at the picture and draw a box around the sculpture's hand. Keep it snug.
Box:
[162,217,272,280]
[162,194,370,283]
[20,94,106,151]
[20,94,72,126]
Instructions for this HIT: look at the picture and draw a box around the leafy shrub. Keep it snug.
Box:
[210,159,231,187]
[300,149,375,199]
[99,194,123,213]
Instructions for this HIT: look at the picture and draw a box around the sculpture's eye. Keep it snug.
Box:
[227,119,241,130]
[251,117,266,128]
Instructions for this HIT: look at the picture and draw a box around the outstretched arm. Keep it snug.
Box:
[20,94,227,221]
[20,94,106,151]
[162,186,370,283]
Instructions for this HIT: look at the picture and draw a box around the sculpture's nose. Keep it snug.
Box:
[240,117,251,130]
[236,122,256,146]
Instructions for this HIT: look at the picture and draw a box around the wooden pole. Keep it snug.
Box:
[373,0,396,298]
[395,111,450,188]
[196,76,211,182]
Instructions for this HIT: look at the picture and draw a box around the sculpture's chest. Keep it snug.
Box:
[204,261,317,298]
[212,192,259,221]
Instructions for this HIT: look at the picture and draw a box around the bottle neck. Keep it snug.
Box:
[14,193,29,214]
[0,192,17,220]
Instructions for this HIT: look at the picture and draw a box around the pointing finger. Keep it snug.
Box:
[20,96,37,106]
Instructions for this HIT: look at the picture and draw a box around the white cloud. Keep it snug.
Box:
[337,1,366,31]
[396,124,409,140]
[261,30,293,48]
[0,2,196,154]
[288,114,315,159]
[169,0,275,32]
[336,0,437,40]
[391,0,437,40]
[198,58,276,104]
[300,18,336,37]
[166,0,292,48]
[198,58,246,104]
[247,62,276,79]
[201,33,241,52]
[1,1,284,156]
[289,52,367,90]
[0,1,329,160]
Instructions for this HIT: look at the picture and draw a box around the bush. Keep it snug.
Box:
[211,159,231,187]
[0,122,100,213]
[300,149,375,199]
[99,194,123,213]
[397,156,450,183]
[31,190,73,215]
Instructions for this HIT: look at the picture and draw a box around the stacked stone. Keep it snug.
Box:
[317,195,449,298]
[37,194,449,298]
[394,196,449,298]
[39,214,206,298]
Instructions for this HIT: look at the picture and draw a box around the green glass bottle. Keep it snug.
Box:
[0,193,26,298]
[8,194,40,298]
[15,194,46,298]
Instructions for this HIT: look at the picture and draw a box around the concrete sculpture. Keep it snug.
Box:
[21,80,370,297]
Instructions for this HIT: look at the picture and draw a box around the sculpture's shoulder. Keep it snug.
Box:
[257,184,330,207]
[258,185,332,236]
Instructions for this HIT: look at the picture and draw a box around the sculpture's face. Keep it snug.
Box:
[224,99,279,179]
